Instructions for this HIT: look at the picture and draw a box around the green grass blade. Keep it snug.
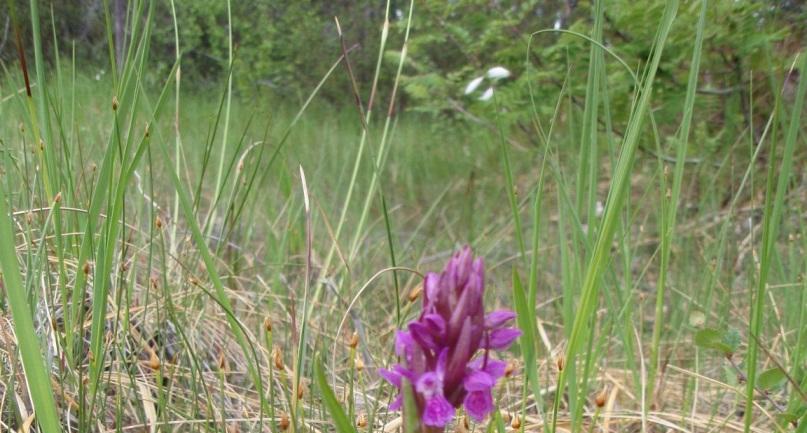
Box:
[0,185,62,433]
[744,50,807,433]
[314,355,358,433]
[549,2,679,431]
[648,0,707,402]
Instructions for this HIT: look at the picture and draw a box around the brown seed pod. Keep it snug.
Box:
[149,349,161,371]
[297,382,306,400]
[356,413,368,428]
[83,261,92,275]
[594,388,608,408]
[112,96,119,111]
[348,331,359,349]
[54,192,62,204]
[264,317,273,333]
[556,356,565,372]
[155,215,163,229]
[504,361,517,377]
[408,284,423,302]
[510,414,521,429]
[217,349,228,372]
[273,346,284,370]
[279,413,290,431]
[355,357,365,372]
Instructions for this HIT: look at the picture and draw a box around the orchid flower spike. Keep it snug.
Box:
[379,247,521,428]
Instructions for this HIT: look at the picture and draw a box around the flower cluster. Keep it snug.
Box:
[379,247,521,428]
[464,66,511,101]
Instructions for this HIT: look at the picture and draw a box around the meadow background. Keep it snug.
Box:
[0,1,806,432]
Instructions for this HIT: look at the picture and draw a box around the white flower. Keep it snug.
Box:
[478,87,494,101]
[464,76,485,95]
[486,66,510,80]
[554,18,562,30]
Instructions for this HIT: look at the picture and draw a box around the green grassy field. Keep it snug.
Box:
[1,1,806,432]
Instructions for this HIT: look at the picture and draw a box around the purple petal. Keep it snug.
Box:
[471,257,484,284]
[436,349,448,377]
[463,369,494,391]
[395,331,415,357]
[423,313,446,336]
[463,390,494,422]
[416,372,443,398]
[389,395,403,411]
[487,328,521,350]
[446,318,474,385]
[424,272,440,306]
[482,359,507,380]
[409,322,439,351]
[378,368,402,388]
[485,310,516,329]
[422,394,455,427]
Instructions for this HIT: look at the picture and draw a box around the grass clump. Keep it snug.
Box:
[0,1,806,433]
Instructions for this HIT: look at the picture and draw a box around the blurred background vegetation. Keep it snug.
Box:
[1,2,807,430]
[1,1,804,120]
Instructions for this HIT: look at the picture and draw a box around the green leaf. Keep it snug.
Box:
[402,379,420,433]
[313,356,357,433]
[694,328,736,355]
[757,367,786,390]
[0,178,62,433]
[493,410,507,433]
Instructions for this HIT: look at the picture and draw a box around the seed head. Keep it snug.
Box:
[510,414,521,429]
[273,346,284,370]
[112,96,119,111]
[217,349,229,372]
[348,331,359,349]
[594,388,607,408]
[556,356,565,372]
[148,349,161,370]
[264,317,273,333]
[355,357,365,372]
[279,413,290,431]
[504,361,517,377]
[407,284,423,302]
[356,413,368,428]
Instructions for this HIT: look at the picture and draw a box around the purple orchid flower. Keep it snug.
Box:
[379,247,521,428]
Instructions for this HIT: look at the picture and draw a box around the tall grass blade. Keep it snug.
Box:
[549,2,679,431]
[314,356,358,433]
[744,50,807,433]
[0,185,61,432]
